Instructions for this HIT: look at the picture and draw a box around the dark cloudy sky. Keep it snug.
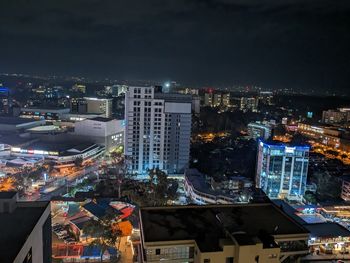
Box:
[0,0,349,91]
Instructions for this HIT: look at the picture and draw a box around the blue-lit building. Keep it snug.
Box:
[125,86,192,177]
[255,141,309,201]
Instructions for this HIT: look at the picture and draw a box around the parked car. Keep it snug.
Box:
[53,226,63,232]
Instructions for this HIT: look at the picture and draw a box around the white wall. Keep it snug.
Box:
[74,119,124,137]
[165,102,191,113]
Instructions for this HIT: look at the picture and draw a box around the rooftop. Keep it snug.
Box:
[89,117,114,122]
[22,140,98,154]
[185,169,250,202]
[0,191,17,199]
[0,201,49,263]
[83,199,122,219]
[154,92,192,103]
[0,117,42,125]
[305,223,350,238]
[272,200,350,238]
[140,203,308,252]
[0,134,38,146]
[259,139,310,150]
[21,106,70,111]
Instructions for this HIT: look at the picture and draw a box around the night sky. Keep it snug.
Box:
[0,0,350,91]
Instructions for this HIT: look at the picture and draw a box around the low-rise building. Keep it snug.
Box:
[139,203,310,263]
[341,176,350,201]
[10,141,104,167]
[274,200,350,259]
[20,107,70,120]
[240,97,258,112]
[0,192,51,263]
[74,117,124,152]
[84,97,113,118]
[298,123,350,150]
[322,108,350,124]
[247,122,272,140]
[184,169,253,204]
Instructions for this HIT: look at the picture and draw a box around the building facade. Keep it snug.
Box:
[247,122,272,140]
[125,86,191,177]
[20,107,70,120]
[203,92,230,107]
[255,141,309,201]
[70,98,88,114]
[139,204,309,263]
[0,192,51,263]
[204,92,213,106]
[341,177,350,201]
[240,97,258,112]
[184,169,252,204]
[84,97,113,118]
[322,108,350,124]
[74,117,124,152]
[298,123,342,149]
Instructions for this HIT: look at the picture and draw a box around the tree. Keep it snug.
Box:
[82,211,121,262]
[304,192,317,204]
[144,168,178,206]
[109,153,135,198]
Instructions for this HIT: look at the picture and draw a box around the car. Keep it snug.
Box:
[63,235,74,241]
[53,226,63,231]
[57,231,68,238]
[53,228,63,233]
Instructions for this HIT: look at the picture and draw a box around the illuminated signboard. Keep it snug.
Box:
[285,147,295,153]
[11,147,56,156]
[11,147,21,152]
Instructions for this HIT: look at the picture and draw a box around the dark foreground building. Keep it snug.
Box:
[139,203,309,263]
[0,192,51,263]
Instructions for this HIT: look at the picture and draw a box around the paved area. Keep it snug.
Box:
[118,236,134,263]
[303,253,350,261]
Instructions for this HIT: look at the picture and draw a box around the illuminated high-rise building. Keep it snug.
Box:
[85,97,113,117]
[247,122,271,140]
[240,97,258,112]
[222,93,231,107]
[204,92,213,106]
[71,84,86,94]
[70,98,88,114]
[255,141,309,201]
[213,93,222,107]
[117,85,128,96]
[125,86,191,177]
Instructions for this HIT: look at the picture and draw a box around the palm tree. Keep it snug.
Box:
[110,153,135,198]
[147,168,178,206]
[83,211,121,262]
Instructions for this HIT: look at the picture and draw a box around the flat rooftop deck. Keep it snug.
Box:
[140,203,309,252]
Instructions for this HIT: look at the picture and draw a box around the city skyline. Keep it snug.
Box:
[2,1,350,262]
